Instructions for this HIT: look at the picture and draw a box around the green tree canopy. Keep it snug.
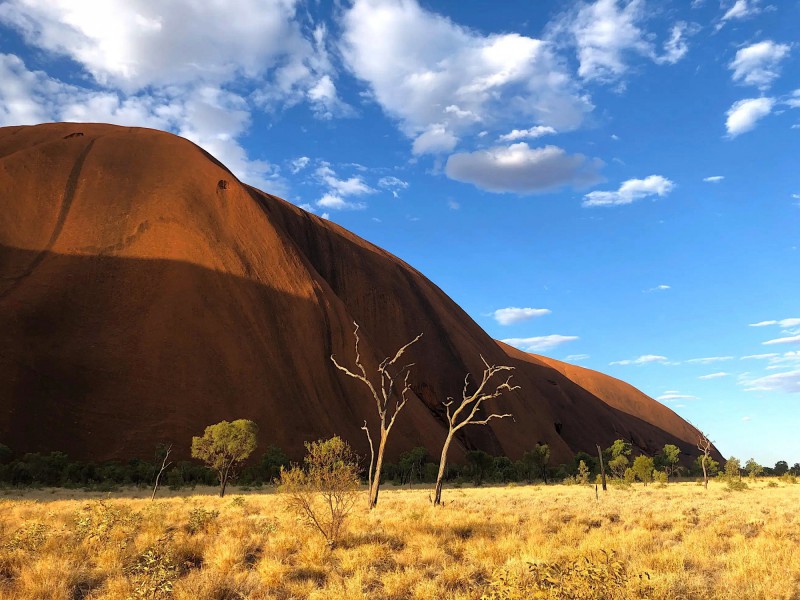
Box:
[191,419,258,497]
[632,455,655,485]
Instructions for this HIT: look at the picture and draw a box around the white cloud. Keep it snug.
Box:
[730,41,791,90]
[741,415,752,422]
[610,354,668,366]
[316,193,366,211]
[645,284,671,292]
[316,163,375,196]
[657,22,695,65]
[720,0,761,25]
[656,392,697,401]
[0,0,339,103]
[686,356,735,364]
[744,369,800,393]
[447,199,461,210]
[291,156,310,174]
[378,176,409,189]
[445,143,603,194]
[699,372,729,380]
[412,124,458,155]
[703,175,725,183]
[493,307,552,325]
[763,335,800,346]
[725,97,774,137]
[740,353,779,360]
[556,0,651,83]
[566,354,590,361]
[502,335,579,352]
[749,318,800,328]
[341,0,592,151]
[583,175,674,207]
[497,126,556,142]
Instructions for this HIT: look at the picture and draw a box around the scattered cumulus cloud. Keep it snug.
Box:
[497,126,556,142]
[656,22,697,65]
[725,97,774,137]
[583,175,674,207]
[341,0,593,154]
[729,41,791,90]
[610,354,668,366]
[492,307,551,325]
[703,175,725,183]
[719,0,762,27]
[502,335,579,352]
[290,156,310,174]
[446,143,603,195]
[645,284,671,292]
[699,372,729,380]
[316,193,366,210]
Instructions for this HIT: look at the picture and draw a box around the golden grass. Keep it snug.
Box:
[0,480,798,599]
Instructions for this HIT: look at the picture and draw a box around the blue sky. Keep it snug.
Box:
[1,0,798,465]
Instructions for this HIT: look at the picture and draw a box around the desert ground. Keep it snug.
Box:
[1,480,798,599]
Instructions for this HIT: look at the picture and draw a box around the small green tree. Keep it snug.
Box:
[724,456,742,481]
[745,458,763,479]
[658,444,681,482]
[577,460,590,484]
[606,440,632,480]
[631,455,654,485]
[191,420,258,497]
[521,443,551,483]
[399,447,427,485]
[774,461,789,476]
[466,450,494,486]
[278,436,360,547]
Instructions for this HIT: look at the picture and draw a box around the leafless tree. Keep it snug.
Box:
[331,322,422,509]
[697,431,712,490]
[433,357,519,505]
[151,443,172,501]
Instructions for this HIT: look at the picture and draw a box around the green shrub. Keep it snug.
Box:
[126,539,180,599]
[186,507,220,535]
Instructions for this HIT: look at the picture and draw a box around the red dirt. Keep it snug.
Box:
[0,123,720,465]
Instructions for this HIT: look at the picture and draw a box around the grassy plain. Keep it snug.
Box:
[0,480,798,599]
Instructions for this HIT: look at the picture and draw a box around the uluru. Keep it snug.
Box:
[0,123,718,465]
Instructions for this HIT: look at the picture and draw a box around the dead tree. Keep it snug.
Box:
[151,443,173,501]
[698,431,712,490]
[433,357,519,505]
[331,322,422,510]
[597,444,607,491]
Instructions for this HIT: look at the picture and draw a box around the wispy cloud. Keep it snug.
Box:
[493,307,552,325]
[644,284,671,293]
[502,335,579,352]
[686,356,735,364]
[566,354,590,361]
[703,175,724,183]
[763,335,800,346]
[749,318,800,328]
[497,126,556,142]
[743,369,800,393]
[610,354,668,366]
[656,392,697,401]
[699,372,729,380]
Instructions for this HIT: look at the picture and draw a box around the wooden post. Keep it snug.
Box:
[597,444,607,491]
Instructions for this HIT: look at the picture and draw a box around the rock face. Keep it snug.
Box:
[0,123,720,465]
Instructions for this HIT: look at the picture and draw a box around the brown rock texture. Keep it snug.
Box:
[0,123,720,465]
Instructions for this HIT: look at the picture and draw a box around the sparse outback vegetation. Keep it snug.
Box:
[0,480,798,598]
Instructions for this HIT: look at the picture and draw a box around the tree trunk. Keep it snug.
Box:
[369,433,388,509]
[434,433,454,506]
[597,444,607,491]
[702,456,708,490]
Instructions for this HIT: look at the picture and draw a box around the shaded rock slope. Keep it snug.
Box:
[0,123,720,465]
